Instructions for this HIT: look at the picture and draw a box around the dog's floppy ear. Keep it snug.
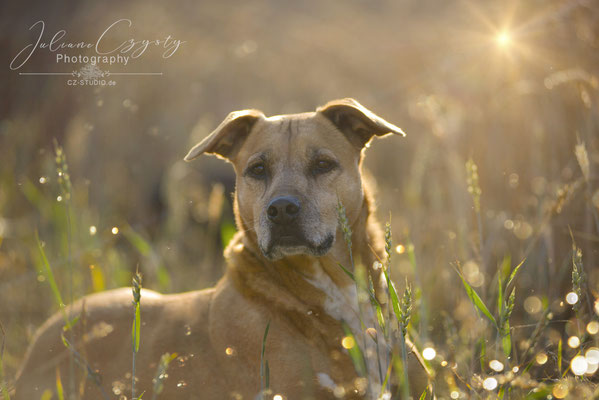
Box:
[184,109,264,161]
[317,98,405,148]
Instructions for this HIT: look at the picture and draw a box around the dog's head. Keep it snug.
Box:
[185,98,404,260]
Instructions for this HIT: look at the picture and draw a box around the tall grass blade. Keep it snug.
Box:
[455,267,497,328]
[383,269,401,324]
[124,227,152,256]
[479,337,486,371]
[342,323,366,377]
[337,262,355,281]
[151,352,177,400]
[504,258,526,300]
[59,333,109,399]
[557,339,562,374]
[35,231,71,331]
[55,368,65,400]
[260,320,271,398]
[0,322,9,400]
[131,271,142,400]
[40,390,53,400]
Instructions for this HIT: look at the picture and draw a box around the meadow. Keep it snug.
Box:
[1,0,598,398]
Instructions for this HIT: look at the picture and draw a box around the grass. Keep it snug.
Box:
[4,133,599,399]
[0,322,9,400]
[328,155,599,399]
[260,320,271,400]
[131,270,142,400]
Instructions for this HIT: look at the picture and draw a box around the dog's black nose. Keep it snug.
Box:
[267,196,301,225]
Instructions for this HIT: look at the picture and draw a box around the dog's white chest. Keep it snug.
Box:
[306,268,361,334]
[307,267,386,399]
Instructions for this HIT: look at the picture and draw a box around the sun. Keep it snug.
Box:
[496,31,512,47]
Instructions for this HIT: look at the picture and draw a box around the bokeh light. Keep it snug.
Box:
[536,353,548,365]
[489,360,504,372]
[422,347,436,360]
[567,336,580,349]
[571,355,588,376]
[552,382,569,399]
[482,377,498,391]
[341,336,355,349]
[566,292,579,305]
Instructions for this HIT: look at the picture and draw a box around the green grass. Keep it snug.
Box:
[6,138,599,400]
[329,157,599,399]
[131,270,142,400]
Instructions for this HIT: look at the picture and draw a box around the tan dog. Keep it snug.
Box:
[15,99,426,399]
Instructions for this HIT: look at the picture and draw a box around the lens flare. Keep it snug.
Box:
[496,31,511,47]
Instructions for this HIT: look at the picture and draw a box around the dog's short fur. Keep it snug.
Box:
[15,99,428,399]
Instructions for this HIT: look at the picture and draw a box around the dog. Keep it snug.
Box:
[15,98,428,399]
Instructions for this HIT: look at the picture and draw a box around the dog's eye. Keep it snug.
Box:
[248,163,266,178]
[312,159,336,174]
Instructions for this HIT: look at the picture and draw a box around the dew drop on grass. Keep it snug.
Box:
[177,380,187,388]
[39,176,47,184]
[225,347,236,356]
[585,348,599,365]
[567,336,580,349]
[422,347,436,360]
[341,336,355,349]
[489,360,504,372]
[333,386,346,398]
[184,324,191,336]
[565,292,578,305]
[571,355,588,375]
[586,362,599,375]
[552,383,569,399]
[536,352,548,365]
[587,321,599,335]
[89,225,97,235]
[482,377,497,391]
[111,226,119,235]
[524,296,542,314]
[450,391,459,399]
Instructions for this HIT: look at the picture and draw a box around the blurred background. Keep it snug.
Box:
[1,0,598,390]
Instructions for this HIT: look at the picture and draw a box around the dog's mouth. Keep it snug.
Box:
[260,231,335,260]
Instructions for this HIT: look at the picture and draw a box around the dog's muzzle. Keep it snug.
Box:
[260,195,334,259]
[266,196,301,225]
